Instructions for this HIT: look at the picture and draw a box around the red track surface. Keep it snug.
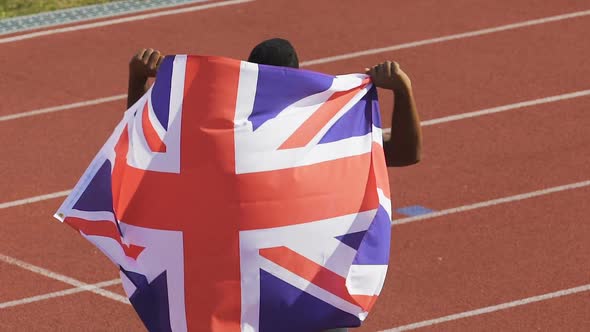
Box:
[1,0,589,331]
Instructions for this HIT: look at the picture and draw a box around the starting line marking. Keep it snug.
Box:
[0,253,128,304]
[0,278,123,309]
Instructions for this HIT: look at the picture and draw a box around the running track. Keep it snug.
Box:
[1,0,589,330]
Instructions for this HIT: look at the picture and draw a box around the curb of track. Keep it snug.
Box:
[0,0,208,35]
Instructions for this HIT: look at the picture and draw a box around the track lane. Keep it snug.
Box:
[3,89,588,207]
[1,103,123,202]
[387,97,590,211]
[357,185,590,331]
[3,175,587,330]
[0,292,144,331]
[3,13,590,201]
[0,262,71,303]
[1,100,588,326]
[0,199,120,283]
[410,291,590,331]
[1,0,589,115]
[314,15,590,123]
[2,88,589,298]
[3,2,590,203]
[0,0,590,330]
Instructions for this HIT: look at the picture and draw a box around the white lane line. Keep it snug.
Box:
[0,253,129,304]
[382,89,590,135]
[4,87,587,125]
[301,9,590,67]
[2,9,589,122]
[0,0,255,44]
[382,283,590,331]
[0,190,71,210]
[0,95,126,122]
[393,180,590,225]
[0,278,123,309]
[420,89,590,126]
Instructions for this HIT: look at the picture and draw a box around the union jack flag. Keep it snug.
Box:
[55,55,392,332]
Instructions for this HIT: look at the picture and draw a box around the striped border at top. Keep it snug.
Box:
[0,0,209,35]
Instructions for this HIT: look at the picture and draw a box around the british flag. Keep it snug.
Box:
[55,55,392,332]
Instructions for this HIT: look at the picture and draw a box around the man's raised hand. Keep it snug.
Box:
[365,61,412,94]
[129,48,164,82]
[127,48,164,108]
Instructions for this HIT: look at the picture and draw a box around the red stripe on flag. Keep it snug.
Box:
[65,216,145,259]
[260,246,374,310]
[372,142,391,199]
[141,102,167,153]
[237,153,379,230]
[179,55,243,332]
[351,294,379,312]
[112,125,131,223]
[279,82,369,150]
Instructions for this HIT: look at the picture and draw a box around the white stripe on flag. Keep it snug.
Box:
[346,265,388,296]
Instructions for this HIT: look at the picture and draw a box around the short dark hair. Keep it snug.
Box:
[247,38,299,68]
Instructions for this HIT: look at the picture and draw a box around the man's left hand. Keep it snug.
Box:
[365,61,412,93]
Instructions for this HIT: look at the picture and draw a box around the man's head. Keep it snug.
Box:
[247,38,299,68]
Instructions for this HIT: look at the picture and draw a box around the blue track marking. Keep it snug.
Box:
[396,205,435,217]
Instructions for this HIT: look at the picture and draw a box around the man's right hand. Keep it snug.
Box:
[127,48,164,108]
[129,48,164,82]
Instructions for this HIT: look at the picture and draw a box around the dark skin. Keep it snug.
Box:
[128,49,421,167]
[127,48,164,109]
[365,61,422,166]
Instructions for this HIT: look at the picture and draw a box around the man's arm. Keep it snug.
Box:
[127,48,164,108]
[366,61,422,167]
